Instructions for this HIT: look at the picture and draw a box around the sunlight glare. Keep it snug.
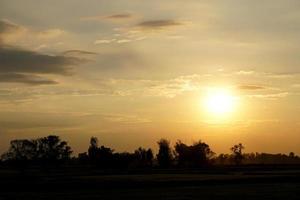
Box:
[204,88,236,116]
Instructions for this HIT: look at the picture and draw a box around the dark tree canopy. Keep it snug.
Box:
[230,143,245,165]
[156,139,173,168]
[87,137,114,167]
[134,147,153,167]
[175,140,215,167]
[1,135,72,163]
[1,136,300,169]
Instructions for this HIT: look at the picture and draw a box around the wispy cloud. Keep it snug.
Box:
[63,50,97,56]
[93,19,186,45]
[0,19,27,44]
[80,13,134,22]
[246,92,289,100]
[94,39,116,44]
[238,85,266,90]
[103,114,151,124]
[0,19,67,49]
[0,73,58,85]
[37,29,65,40]
[136,20,184,30]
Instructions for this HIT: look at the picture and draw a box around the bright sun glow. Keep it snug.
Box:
[204,88,236,116]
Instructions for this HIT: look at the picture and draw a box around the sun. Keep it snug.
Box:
[204,88,236,116]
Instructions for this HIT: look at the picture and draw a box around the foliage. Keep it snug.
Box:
[156,139,173,168]
[1,136,300,169]
[174,140,215,167]
[1,135,72,164]
[230,143,245,165]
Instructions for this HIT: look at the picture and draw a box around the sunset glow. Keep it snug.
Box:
[204,89,236,116]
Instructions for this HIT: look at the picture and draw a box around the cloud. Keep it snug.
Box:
[238,85,266,90]
[94,38,134,45]
[0,19,26,44]
[93,19,185,45]
[0,19,66,49]
[37,29,65,40]
[0,19,21,33]
[117,39,131,44]
[80,13,133,22]
[105,14,133,20]
[235,71,255,75]
[0,74,203,103]
[0,46,89,85]
[0,73,58,85]
[0,46,84,75]
[102,114,151,124]
[94,39,116,44]
[63,50,97,56]
[246,92,289,100]
[136,20,184,30]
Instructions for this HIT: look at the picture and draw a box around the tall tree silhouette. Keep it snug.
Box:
[88,137,99,162]
[156,139,173,168]
[230,143,245,165]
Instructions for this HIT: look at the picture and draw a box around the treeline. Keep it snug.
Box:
[1,135,300,168]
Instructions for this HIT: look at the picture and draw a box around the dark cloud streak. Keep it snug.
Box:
[0,46,83,75]
[105,14,132,19]
[0,73,58,85]
[137,20,183,29]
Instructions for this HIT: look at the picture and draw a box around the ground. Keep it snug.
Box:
[0,166,299,200]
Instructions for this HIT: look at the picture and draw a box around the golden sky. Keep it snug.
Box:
[1,0,300,155]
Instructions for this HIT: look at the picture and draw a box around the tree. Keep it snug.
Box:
[88,137,99,162]
[134,147,153,167]
[156,139,173,168]
[1,139,37,162]
[87,137,114,167]
[36,135,72,161]
[146,148,154,166]
[1,135,72,164]
[230,143,245,165]
[174,140,215,167]
[289,152,295,158]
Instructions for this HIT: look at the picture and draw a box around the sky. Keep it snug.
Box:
[1,0,300,155]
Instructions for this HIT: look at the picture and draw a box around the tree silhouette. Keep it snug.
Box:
[37,135,72,162]
[1,135,72,164]
[1,139,37,162]
[175,140,215,167]
[2,135,300,169]
[134,147,153,167]
[230,143,245,165]
[146,148,154,167]
[87,137,114,167]
[88,137,99,162]
[156,139,173,168]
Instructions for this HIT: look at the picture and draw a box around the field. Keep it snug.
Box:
[0,166,300,200]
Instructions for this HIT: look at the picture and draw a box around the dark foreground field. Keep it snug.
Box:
[0,166,300,200]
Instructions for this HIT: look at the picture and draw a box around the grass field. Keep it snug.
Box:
[0,166,299,200]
